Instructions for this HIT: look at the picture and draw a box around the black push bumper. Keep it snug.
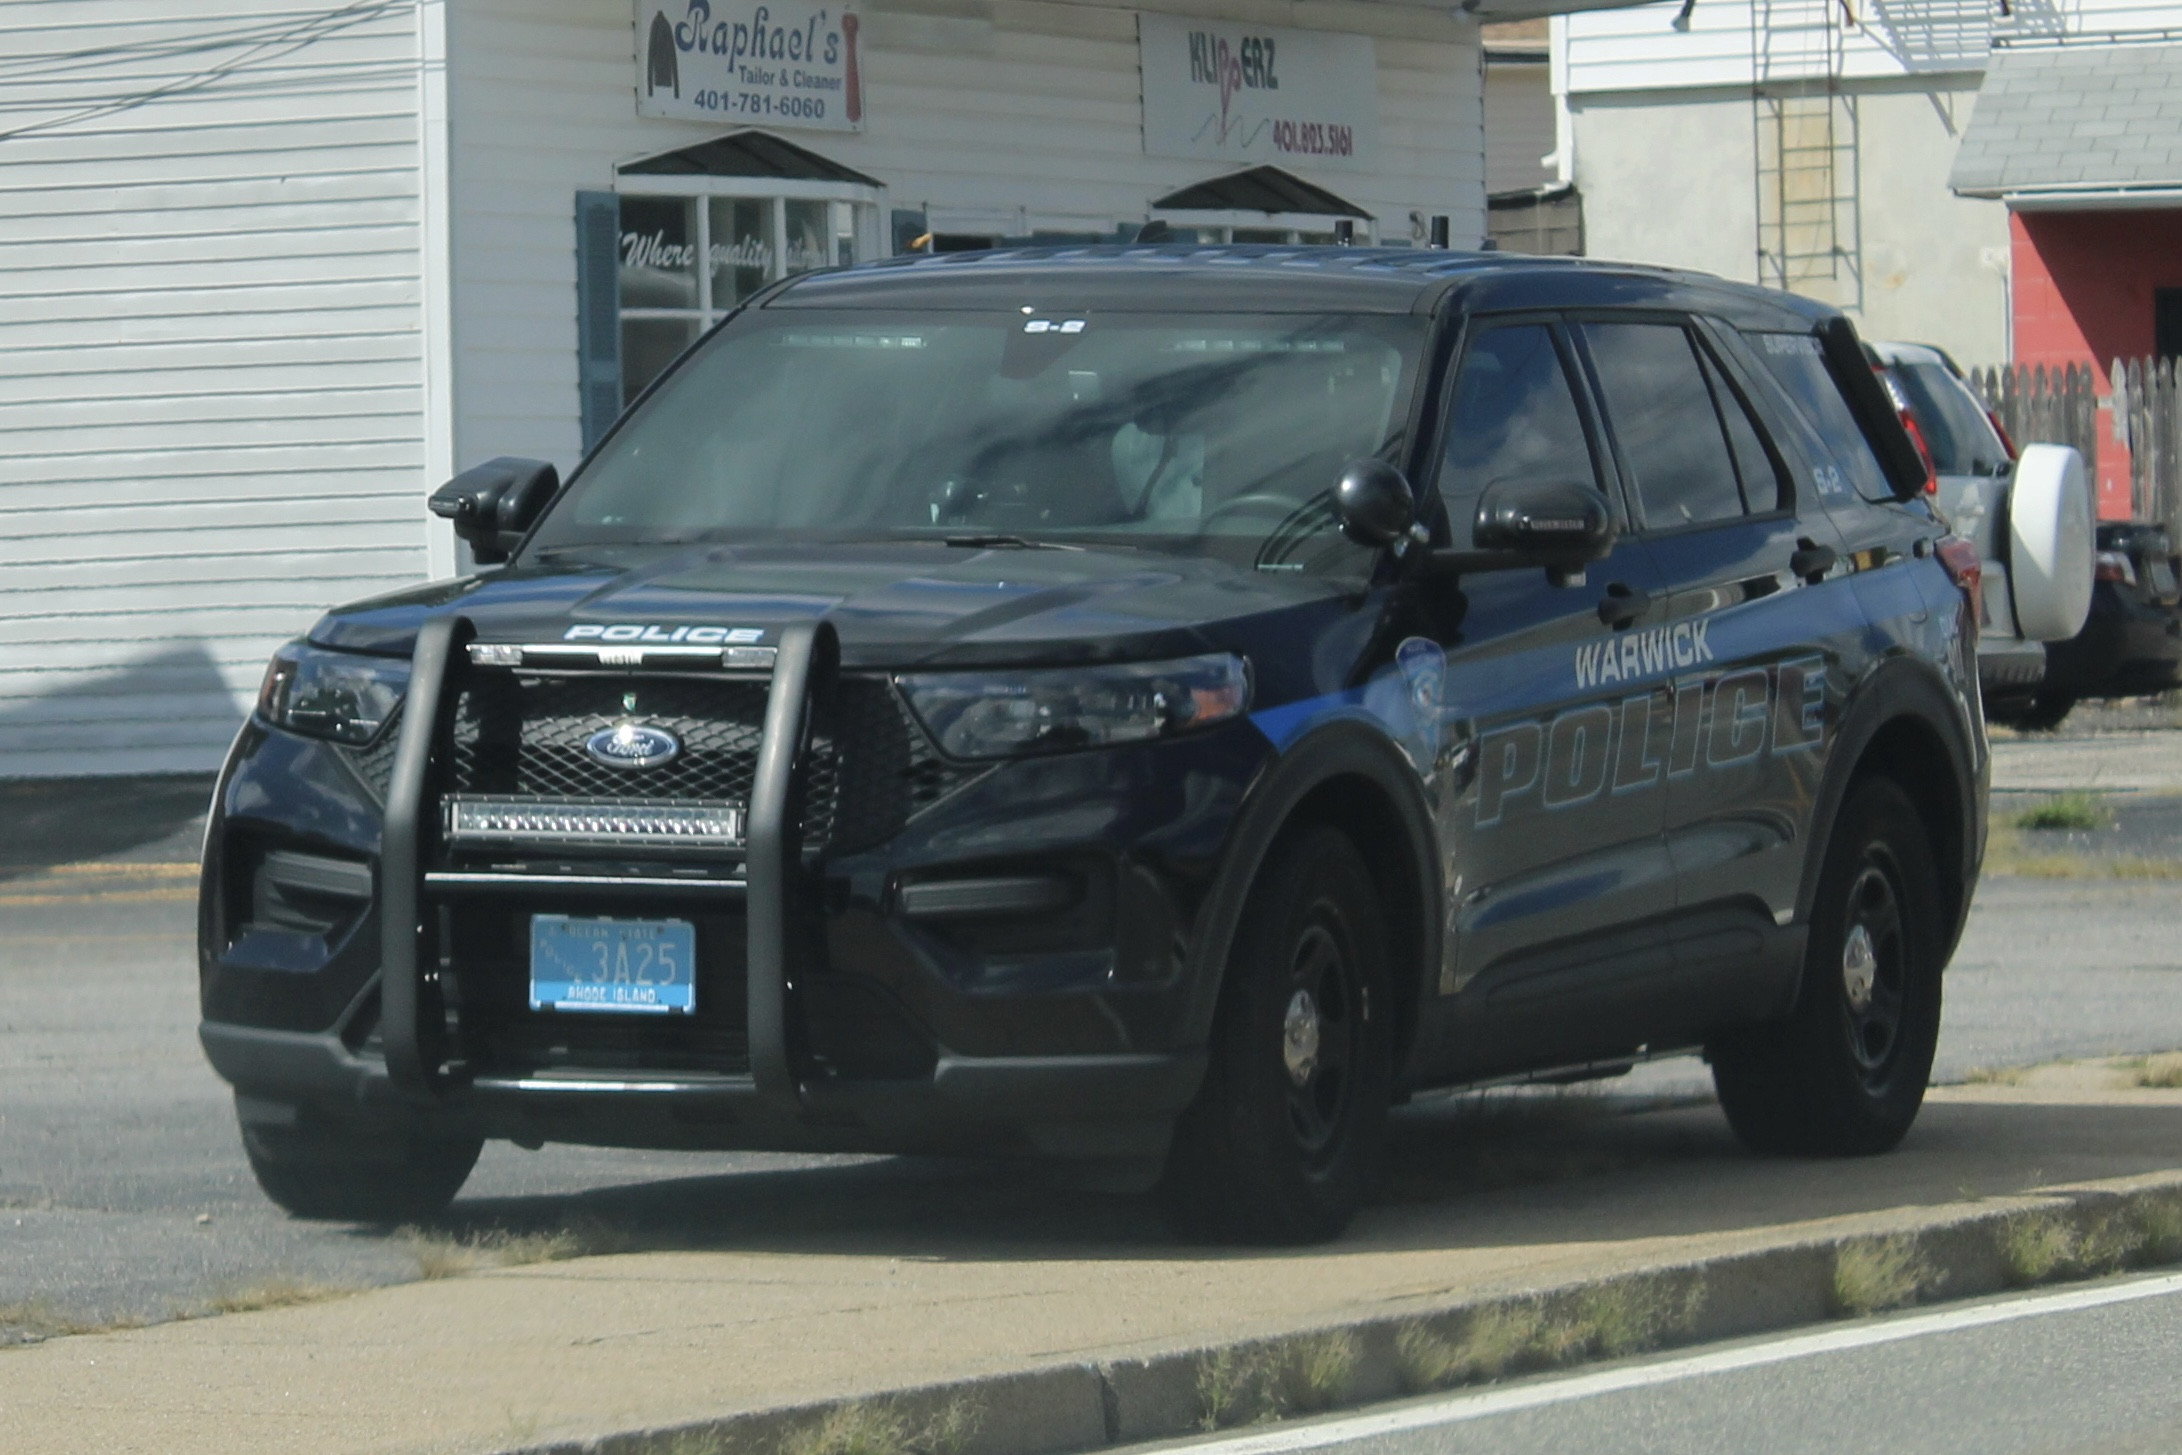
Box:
[209,613,1208,1159]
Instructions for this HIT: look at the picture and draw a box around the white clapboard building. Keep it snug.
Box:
[1,0,1635,779]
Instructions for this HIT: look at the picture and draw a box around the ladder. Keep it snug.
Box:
[1751,0,1861,307]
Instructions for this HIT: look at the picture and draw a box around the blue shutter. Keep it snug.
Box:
[575,190,622,452]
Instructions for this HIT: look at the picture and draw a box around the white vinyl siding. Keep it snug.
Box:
[446,0,1484,477]
[1562,0,2182,98]
[0,2,432,777]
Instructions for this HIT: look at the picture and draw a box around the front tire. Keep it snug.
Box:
[240,1104,482,1222]
[1991,691,2076,732]
[1710,778,1944,1156]
[1158,825,1392,1243]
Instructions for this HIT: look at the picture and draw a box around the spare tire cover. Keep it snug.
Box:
[2009,443,2094,642]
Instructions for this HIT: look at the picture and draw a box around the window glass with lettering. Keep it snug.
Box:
[1436,324,1598,543]
[1582,322,1746,530]
[1745,331,1893,502]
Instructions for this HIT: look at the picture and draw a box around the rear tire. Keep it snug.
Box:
[1710,778,1943,1156]
[1158,825,1392,1244]
[240,1105,481,1223]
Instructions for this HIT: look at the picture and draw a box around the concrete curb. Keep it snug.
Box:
[516,1170,2182,1455]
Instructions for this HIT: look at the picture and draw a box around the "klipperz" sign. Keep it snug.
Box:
[1138,14,1377,171]
[635,0,863,133]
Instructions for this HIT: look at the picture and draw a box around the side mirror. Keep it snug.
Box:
[1473,480,1618,564]
[1335,459,1418,548]
[428,457,559,565]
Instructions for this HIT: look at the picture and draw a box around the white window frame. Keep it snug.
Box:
[614,174,888,333]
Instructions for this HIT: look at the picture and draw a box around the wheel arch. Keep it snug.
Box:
[1800,656,1983,967]
[1182,721,1443,1078]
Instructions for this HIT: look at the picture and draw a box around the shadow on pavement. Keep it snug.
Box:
[398,1092,2182,1266]
[0,774,215,879]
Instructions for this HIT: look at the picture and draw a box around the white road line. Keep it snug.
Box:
[1166,1271,2182,1454]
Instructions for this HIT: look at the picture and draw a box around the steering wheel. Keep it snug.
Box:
[1197,492,1304,531]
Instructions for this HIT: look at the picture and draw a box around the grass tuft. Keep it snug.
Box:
[1195,1346,1270,1430]
[1277,1331,1359,1414]
[1999,1212,2080,1286]
[202,1276,352,1316]
[1832,1236,1937,1316]
[779,1397,977,1455]
[396,1217,628,1280]
[2134,1054,2182,1089]
[1393,1283,1702,1396]
[2012,793,2112,832]
[0,1299,103,1344]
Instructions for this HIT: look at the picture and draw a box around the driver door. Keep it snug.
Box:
[1414,319,1676,1081]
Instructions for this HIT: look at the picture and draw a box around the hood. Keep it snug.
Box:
[308,540,1348,668]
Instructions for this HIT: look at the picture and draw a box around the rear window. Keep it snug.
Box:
[1745,332,1893,503]
[1887,362,2011,477]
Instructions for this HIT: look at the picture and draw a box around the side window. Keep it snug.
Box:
[1582,322,1745,530]
[1744,331,1893,502]
[1435,324,1599,543]
[1700,347,1788,513]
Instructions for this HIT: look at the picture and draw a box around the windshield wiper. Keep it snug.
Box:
[942,534,1083,551]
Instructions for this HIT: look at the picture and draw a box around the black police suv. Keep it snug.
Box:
[201,248,1988,1242]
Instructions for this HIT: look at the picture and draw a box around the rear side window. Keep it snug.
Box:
[1747,331,1893,502]
[1582,322,1746,529]
[1436,323,1600,539]
[1890,362,2010,476]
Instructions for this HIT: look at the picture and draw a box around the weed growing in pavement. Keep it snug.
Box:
[396,1216,631,1280]
[1392,1282,1703,1396]
[0,1299,104,1345]
[1999,1212,2080,1286]
[2133,1199,2182,1262]
[1278,1331,1359,1414]
[1195,1346,1272,1430]
[1963,1064,2033,1086]
[1832,1236,1938,1316]
[203,1276,354,1316]
[2133,1054,2182,1088]
[1392,1322,1465,1393]
[2013,793,2113,832]
[781,1396,980,1455]
[1573,1280,1704,1359]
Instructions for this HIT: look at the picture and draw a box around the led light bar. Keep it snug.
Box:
[443,795,744,851]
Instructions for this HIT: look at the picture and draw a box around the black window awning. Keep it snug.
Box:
[1152,165,1371,218]
[619,129,881,187]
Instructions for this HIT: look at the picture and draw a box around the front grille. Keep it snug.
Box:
[444,672,982,855]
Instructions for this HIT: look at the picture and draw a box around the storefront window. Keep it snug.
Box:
[617,191,878,403]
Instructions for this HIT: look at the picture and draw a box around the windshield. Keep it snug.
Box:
[528,309,1425,574]
[1888,362,2011,476]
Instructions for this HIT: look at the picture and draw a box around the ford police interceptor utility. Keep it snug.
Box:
[200,248,1987,1243]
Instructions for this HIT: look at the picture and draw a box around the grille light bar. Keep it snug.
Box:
[465,643,780,670]
[444,795,744,851]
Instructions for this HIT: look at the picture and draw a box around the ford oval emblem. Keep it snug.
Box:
[585,722,681,770]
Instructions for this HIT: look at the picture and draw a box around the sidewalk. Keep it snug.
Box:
[7,1084,2182,1455]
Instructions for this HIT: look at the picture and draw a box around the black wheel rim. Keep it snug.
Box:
[1837,851,1908,1085]
[1280,911,1357,1161]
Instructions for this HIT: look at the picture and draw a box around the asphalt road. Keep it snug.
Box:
[1139,1272,2182,1455]
[5,772,2182,1336]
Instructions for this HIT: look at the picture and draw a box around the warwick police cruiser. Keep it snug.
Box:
[200,247,1987,1242]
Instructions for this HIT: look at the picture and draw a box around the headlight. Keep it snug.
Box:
[256,642,409,746]
[898,653,1251,760]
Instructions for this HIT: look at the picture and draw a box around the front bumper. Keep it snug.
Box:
[200,617,1258,1155]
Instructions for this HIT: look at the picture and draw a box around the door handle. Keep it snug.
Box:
[1791,538,1839,583]
[1596,582,1652,628]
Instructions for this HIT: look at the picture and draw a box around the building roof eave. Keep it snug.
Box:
[1460,0,1660,22]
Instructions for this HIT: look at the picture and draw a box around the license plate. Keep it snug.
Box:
[529,915,697,1015]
